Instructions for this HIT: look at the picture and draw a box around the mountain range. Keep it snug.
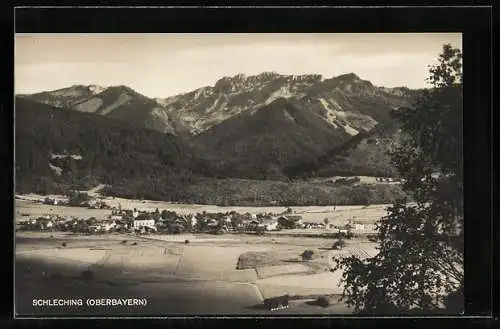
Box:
[158,71,418,136]
[18,84,184,135]
[16,72,421,184]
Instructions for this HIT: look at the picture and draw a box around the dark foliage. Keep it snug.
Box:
[302,250,314,261]
[332,238,346,250]
[67,190,91,206]
[15,98,200,194]
[284,123,401,179]
[315,295,331,308]
[334,44,464,314]
[104,177,406,207]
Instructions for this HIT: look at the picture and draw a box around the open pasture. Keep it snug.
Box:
[15,231,374,315]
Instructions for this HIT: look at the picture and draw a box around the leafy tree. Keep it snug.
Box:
[334,44,463,314]
[231,215,243,230]
[67,190,91,207]
[332,237,346,250]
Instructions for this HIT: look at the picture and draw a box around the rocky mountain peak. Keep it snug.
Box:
[155,71,417,135]
[20,71,418,140]
[257,71,280,78]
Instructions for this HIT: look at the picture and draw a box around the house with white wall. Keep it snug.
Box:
[262,219,279,231]
[134,219,155,229]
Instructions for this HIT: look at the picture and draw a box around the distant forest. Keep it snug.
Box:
[15,98,202,194]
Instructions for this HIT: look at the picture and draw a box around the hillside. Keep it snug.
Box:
[19,74,418,140]
[284,123,404,178]
[162,72,418,178]
[15,97,203,195]
[17,84,106,108]
[20,85,185,135]
[17,72,422,181]
[14,97,408,206]
[194,98,352,179]
[157,72,418,135]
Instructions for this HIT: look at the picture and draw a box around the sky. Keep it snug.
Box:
[15,33,462,98]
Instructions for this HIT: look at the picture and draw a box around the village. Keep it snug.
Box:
[16,193,370,237]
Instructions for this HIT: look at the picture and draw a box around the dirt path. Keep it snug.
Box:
[86,184,107,197]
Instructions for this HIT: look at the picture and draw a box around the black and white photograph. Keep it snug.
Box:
[14,32,464,316]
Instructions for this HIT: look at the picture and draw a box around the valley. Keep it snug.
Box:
[15,72,415,315]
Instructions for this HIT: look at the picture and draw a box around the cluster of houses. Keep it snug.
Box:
[17,203,374,235]
[41,197,63,206]
[17,215,123,233]
[17,208,298,235]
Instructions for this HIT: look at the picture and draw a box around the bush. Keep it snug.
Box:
[132,242,137,246]
[185,239,190,244]
[255,227,265,235]
[332,239,346,250]
[68,191,91,207]
[336,231,354,240]
[121,240,127,244]
[61,242,67,247]
[316,295,331,308]
[302,250,314,261]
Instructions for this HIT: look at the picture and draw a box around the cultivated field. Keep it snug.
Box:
[15,198,111,223]
[15,195,385,316]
